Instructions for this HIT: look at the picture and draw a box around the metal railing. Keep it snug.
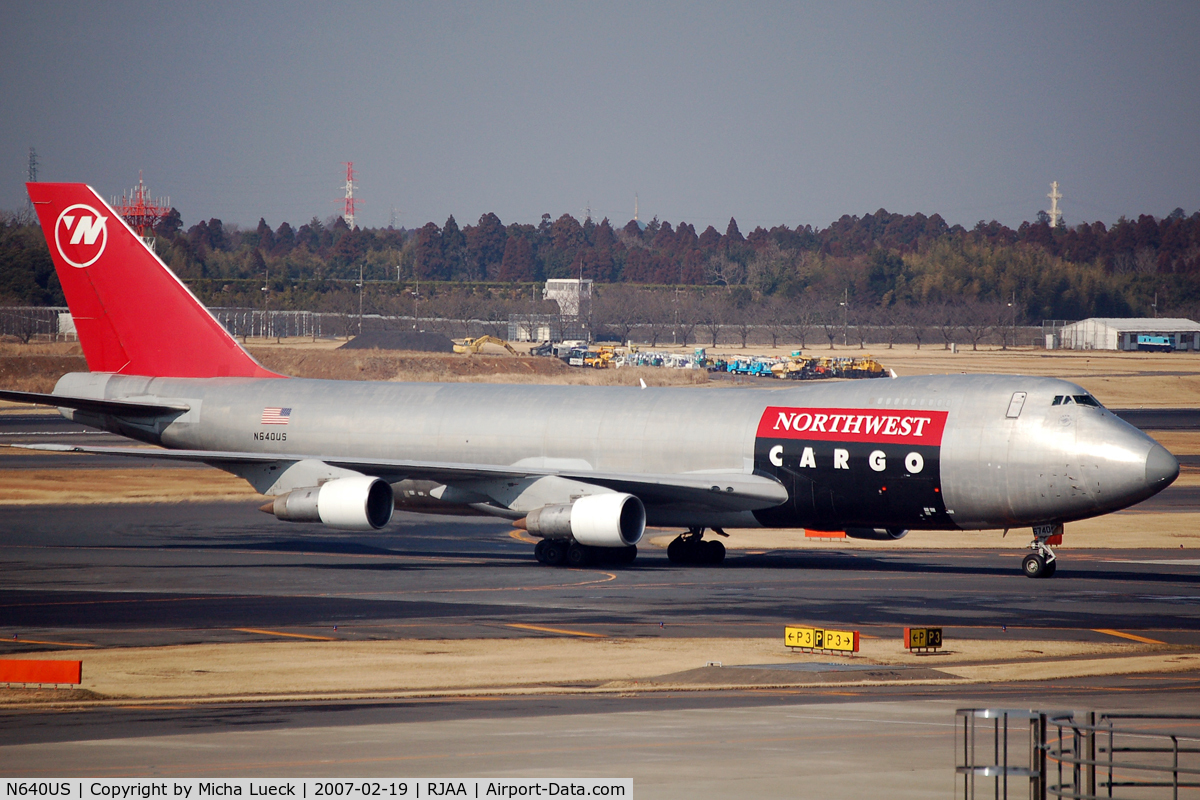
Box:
[958,709,1200,799]
[1048,713,1200,799]
[957,708,1049,799]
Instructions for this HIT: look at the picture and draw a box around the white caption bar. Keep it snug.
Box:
[2,781,631,800]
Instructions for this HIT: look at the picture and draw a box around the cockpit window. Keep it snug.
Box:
[1052,394,1102,407]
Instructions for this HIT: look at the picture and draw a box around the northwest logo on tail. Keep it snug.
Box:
[54,204,108,268]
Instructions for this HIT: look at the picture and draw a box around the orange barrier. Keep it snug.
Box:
[0,659,82,685]
[804,529,846,538]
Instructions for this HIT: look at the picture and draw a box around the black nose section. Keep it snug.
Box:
[1145,443,1180,488]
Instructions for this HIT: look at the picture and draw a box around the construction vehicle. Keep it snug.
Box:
[770,353,817,380]
[453,335,519,356]
[565,347,613,368]
[845,355,888,378]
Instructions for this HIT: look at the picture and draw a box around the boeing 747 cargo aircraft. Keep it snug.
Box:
[2,183,1179,578]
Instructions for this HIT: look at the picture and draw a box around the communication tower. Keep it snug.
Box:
[113,171,170,244]
[341,162,360,229]
[25,147,38,214]
[1047,181,1063,228]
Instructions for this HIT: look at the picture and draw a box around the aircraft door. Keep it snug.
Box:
[1006,392,1027,418]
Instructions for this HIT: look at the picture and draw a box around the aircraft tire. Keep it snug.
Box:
[567,542,590,567]
[534,539,547,563]
[706,540,726,565]
[542,539,568,566]
[620,545,637,564]
[1022,553,1047,579]
[1043,559,1057,578]
[667,538,686,564]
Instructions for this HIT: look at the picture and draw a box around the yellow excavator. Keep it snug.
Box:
[453,335,519,356]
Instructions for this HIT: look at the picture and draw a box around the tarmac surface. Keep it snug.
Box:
[2,408,1199,794]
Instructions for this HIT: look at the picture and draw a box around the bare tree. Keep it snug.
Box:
[876,304,901,349]
[817,296,841,349]
[852,304,874,349]
[933,302,964,350]
[697,293,726,347]
[637,291,671,347]
[706,254,746,287]
[788,301,815,349]
[479,297,511,339]
[676,292,700,347]
[731,300,756,348]
[593,285,643,344]
[897,303,930,350]
[994,301,1018,350]
[961,300,999,350]
[763,296,790,349]
[1134,248,1158,275]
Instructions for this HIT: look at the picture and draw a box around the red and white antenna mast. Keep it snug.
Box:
[113,170,170,247]
[341,162,360,229]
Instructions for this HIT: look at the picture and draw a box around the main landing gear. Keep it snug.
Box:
[666,527,727,566]
[533,538,637,567]
[1021,524,1062,579]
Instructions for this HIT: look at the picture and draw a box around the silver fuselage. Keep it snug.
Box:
[57,371,1176,531]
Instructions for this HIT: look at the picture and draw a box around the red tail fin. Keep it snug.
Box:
[27,182,280,379]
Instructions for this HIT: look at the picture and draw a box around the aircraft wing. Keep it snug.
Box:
[0,390,190,417]
[18,444,788,512]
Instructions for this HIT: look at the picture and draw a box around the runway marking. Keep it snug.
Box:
[5,638,95,648]
[320,572,621,597]
[0,595,256,609]
[27,728,945,776]
[509,530,538,544]
[1093,628,1166,645]
[232,628,338,641]
[506,623,606,638]
[0,431,110,436]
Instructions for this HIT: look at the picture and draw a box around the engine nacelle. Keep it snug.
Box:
[521,493,645,548]
[265,476,394,531]
[845,527,909,541]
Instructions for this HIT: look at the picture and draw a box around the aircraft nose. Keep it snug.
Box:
[1145,443,1179,488]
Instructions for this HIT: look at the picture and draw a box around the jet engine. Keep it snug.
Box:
[519,493,645,548]
[845,527,909,541]
[262,476,394,531]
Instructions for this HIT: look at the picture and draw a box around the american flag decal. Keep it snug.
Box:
[260,407,292,425]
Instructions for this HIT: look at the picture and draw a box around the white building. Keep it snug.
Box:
[543,278,592,318]
[1057,318,1200,351]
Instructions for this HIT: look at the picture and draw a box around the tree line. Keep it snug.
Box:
[3,203,1200,324]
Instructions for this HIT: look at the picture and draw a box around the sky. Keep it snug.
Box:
[3,1,1198,233]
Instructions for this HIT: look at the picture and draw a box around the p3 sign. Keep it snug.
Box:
[54,204,109,268]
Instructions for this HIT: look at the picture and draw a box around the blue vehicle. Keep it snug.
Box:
[1137,334,1174,352]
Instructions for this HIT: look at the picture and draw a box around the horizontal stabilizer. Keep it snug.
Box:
[0,389,190,417]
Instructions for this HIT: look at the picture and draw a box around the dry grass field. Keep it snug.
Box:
[5,635,1194,705]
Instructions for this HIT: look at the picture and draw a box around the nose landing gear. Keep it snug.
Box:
[666,527,727,565]
[1022,524,1062,578]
